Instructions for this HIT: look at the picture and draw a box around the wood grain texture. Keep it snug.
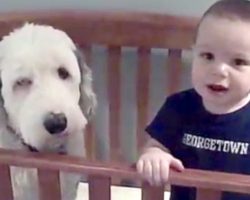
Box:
[38,169,61,200]
[0,10,198,48]
[89,176,111,200]
[107,46,122,161]
[167,49,182,94]
[196,188,222,200]
[136,47,151,153]
[142,182,164,200]
[0,149,250,195]
[0,164,13,200]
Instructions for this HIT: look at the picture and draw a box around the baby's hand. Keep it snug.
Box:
[136,148,184,186]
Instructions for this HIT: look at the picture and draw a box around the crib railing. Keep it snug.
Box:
[0,148,250,200]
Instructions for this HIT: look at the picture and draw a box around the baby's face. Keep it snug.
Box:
[192,16,250,114]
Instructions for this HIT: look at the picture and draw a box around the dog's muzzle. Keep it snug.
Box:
[7,123,67,154]
[22,141,67,154]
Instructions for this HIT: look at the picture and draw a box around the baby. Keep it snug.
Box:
[137,0,250,199]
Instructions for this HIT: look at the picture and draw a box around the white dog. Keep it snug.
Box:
[0,23,96,200]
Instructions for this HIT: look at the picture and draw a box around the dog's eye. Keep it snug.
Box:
[58,67,70,80]
[14,78,32,89]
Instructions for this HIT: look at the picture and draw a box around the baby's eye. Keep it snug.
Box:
[233,58,248,66]
[200,52,214,61]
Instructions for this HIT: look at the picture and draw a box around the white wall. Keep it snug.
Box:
[0,0,218,16]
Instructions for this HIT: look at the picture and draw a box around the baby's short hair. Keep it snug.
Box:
[194,0,250,42]
[202,0,250,21]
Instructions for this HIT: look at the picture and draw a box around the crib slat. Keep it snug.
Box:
[0,164,13,200]
[142,182,164,200]
[38,169,61,200]
[81,44,96,160]
[167,49,182,95]
[107,46,122,161]
[81,44,92,65]
[85,124,95,160]
[136,47,151,153]
[89,176,111,200]
[196,188,222,200]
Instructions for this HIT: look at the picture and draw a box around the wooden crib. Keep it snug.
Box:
[0,10,250,200]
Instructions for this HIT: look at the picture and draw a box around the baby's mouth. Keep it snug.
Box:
[207,84,228,92]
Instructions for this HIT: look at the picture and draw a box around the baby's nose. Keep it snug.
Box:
[211,63,228,77]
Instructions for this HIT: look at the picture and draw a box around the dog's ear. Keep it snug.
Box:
[74,48,97,120]
[0,41,8,126]
[0,38,16,140]
[0,78,8,128]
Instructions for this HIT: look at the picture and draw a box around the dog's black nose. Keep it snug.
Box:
[43,112,67,134]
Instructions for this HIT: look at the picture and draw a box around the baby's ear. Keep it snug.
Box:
[74,48,97,120]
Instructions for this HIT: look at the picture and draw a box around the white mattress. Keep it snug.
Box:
[76,182,170,200]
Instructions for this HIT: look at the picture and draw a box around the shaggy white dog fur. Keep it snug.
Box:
[0,23,96,200]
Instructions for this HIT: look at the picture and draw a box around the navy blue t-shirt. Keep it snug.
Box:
[146,89,250,200]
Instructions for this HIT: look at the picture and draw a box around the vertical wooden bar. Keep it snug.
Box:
[196,189,222,200]
[136,47,151,153]
[85,123,95,160]
[167,49,182,95]
[0,164,13,200]
[81,44,96,160]
[107,46,122,161]
[81,44,91,65]
[142,182,164,200]
[38,169,61,200]
[89,176,111,200]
